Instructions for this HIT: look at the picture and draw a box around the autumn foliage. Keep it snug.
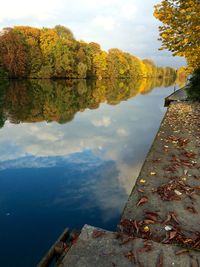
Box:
[0,25,177,79]
[154,0,200,72]
[0,29,27,77]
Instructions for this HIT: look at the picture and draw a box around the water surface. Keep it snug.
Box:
[0,78,176,266]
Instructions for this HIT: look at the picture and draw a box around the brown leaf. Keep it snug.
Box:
[134,220,139,233]
[186,206,197,214]
[193,240,200,248]
[170,212,179,224]
[183,239,193,244]
[175,249,189,255]
[92,230,105,238]
[152,159,161,164]
[156,251,164,267]
[137,196,148,207]
[138,242,153,253]
[145,211,159,222]
[143,219,155,224]
[146,215,158,222]
[182,151,196,159]
[169,231,177,240]
[163,214,171,224]
[192,186,200,189]
[124,250,135,262]
[138,189,145,193]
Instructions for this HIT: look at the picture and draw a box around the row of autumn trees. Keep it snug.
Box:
[0,25,177,79]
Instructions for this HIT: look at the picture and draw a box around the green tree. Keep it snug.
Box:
[77,62,87,78]
[14,26,42,77]
[54,25,75,41]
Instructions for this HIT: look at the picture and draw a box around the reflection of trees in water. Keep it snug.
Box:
[0,76,176,127]
[0,80,8,128]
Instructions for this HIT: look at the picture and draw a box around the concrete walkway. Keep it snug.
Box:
[121,102,200,248]
[57,101,200,266]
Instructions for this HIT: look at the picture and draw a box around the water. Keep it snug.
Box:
[0,78,175,267]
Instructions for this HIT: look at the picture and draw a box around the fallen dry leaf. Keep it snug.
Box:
[169,231,177,240]
[138,189,145,193]
[92,230,105,238]
[170,212,179,224]
[192,186,200,189]
[137,196,148,207]
[186,206,197,214]
[138,242,153,253]
[156,251,164,267]
[175,249,189,255]
[143,219,155,225]
[134,220,139,233]
[145,211,159,222]
[124,250,135,262]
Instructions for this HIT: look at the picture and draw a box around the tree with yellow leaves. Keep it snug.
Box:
[0,25,178,80]
[154,0,200,72]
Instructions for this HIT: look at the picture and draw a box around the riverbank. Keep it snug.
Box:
[39,94,200,266]
[120,101,200,248]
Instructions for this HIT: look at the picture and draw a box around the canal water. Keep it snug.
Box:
[0,78,176,266]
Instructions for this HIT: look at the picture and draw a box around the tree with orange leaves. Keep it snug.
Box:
[0,29,28,77]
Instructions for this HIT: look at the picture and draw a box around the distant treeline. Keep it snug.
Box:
[0,25,177,79]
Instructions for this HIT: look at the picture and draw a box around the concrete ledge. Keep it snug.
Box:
[164,88,188,106]
[58,225,200,267]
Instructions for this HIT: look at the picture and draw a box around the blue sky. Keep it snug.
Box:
[0,0,185,67]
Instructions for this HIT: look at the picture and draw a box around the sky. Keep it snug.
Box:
[0,0,186,67]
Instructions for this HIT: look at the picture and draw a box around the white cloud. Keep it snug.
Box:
[0,0,63,22]
[117,162,142,194]
[29,125,64,142]
[121,2,137,20]
[92,116,111,127]
[36,133,61,142]
[30,125,39,133]
[93,16,116,31]
[81,0,122,8]
[135,25,146,32]
[117,128,129,137]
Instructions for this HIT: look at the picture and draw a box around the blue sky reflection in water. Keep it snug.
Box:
[0,82,175,266]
